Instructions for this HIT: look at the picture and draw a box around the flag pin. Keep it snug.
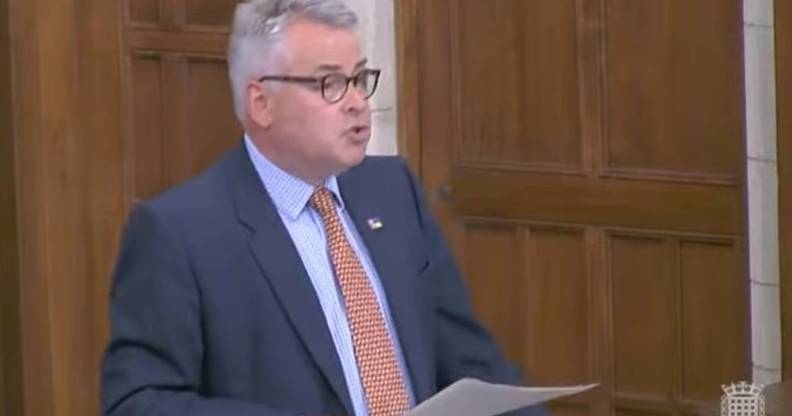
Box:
[367,217,384,230]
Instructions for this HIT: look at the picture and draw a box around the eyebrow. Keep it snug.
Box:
[313,59,368,73]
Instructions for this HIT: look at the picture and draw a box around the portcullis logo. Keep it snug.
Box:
[721,381,765,416]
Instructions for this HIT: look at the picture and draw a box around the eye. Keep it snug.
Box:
[355,72,370,88]
[324,74,347,89]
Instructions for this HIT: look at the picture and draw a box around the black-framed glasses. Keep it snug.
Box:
[258,68,381,104]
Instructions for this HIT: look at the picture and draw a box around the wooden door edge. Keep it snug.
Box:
[776,0,792,380]
[394,0,421,176]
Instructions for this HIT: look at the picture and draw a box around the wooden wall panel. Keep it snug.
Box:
[611,235,674,400]
[183,57,241,173]
[160,56,194,187]
[185,0,238,28]
[127,0,160,26]
[463,223,524,362]
[459,220,598,415]
[124,54,240,201]
[604,0,743,181]
[453,0,582,171]
[610,235,746,411]
[461,222,593,387]
[523,229,589,385]
[679,241,746,401]
[128,54,165,200]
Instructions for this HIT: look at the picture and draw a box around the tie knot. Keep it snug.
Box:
[309,187,336,219]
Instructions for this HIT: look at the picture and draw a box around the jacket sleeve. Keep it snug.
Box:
[400,161,548,416]
[100,205,295,416]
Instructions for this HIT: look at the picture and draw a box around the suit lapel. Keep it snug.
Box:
[229,146,354,413]
[339,172,435,404]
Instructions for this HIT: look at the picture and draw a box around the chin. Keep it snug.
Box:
[335,151,366,173]
[346,152,367,168]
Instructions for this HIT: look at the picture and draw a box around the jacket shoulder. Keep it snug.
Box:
[135,146,245,228]
[340,155,413,188]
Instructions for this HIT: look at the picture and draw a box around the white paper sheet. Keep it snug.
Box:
[405,379,598,416]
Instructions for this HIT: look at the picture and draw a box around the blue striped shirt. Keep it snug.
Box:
[244,136,415,416]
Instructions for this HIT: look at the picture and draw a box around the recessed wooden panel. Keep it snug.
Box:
[604,0,743,179]
[185,0,237,28]
[611,235,674,399]
[127,56,240,201]
[679,241,746,402]
[127,54,165,200]
[462,223,523,362]
[453,0,581,170]
[183,57,241,176]
[523,229,589,384]
[126,0,160,26]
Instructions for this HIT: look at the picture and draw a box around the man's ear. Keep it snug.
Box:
[246,80,274,129]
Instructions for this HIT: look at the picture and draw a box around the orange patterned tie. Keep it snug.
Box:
[310,187,410,416]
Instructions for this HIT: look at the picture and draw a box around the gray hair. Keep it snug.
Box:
[227,0,358,121]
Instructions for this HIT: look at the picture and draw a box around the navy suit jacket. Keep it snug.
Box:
[101,143,545,416]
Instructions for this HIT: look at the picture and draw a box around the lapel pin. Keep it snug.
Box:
[367,217,384,231]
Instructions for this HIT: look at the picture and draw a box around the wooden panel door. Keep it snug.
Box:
[405,1,749,415]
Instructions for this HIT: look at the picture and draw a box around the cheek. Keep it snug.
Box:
[293,113,342,153]
[279,107,329,134]
[273,95,346,142]
[309,110,344,135]
[274,91,325,120]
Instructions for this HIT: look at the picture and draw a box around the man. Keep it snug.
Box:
[101,1,544,415]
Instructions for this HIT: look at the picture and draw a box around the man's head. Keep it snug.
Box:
[228,0,377,184]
